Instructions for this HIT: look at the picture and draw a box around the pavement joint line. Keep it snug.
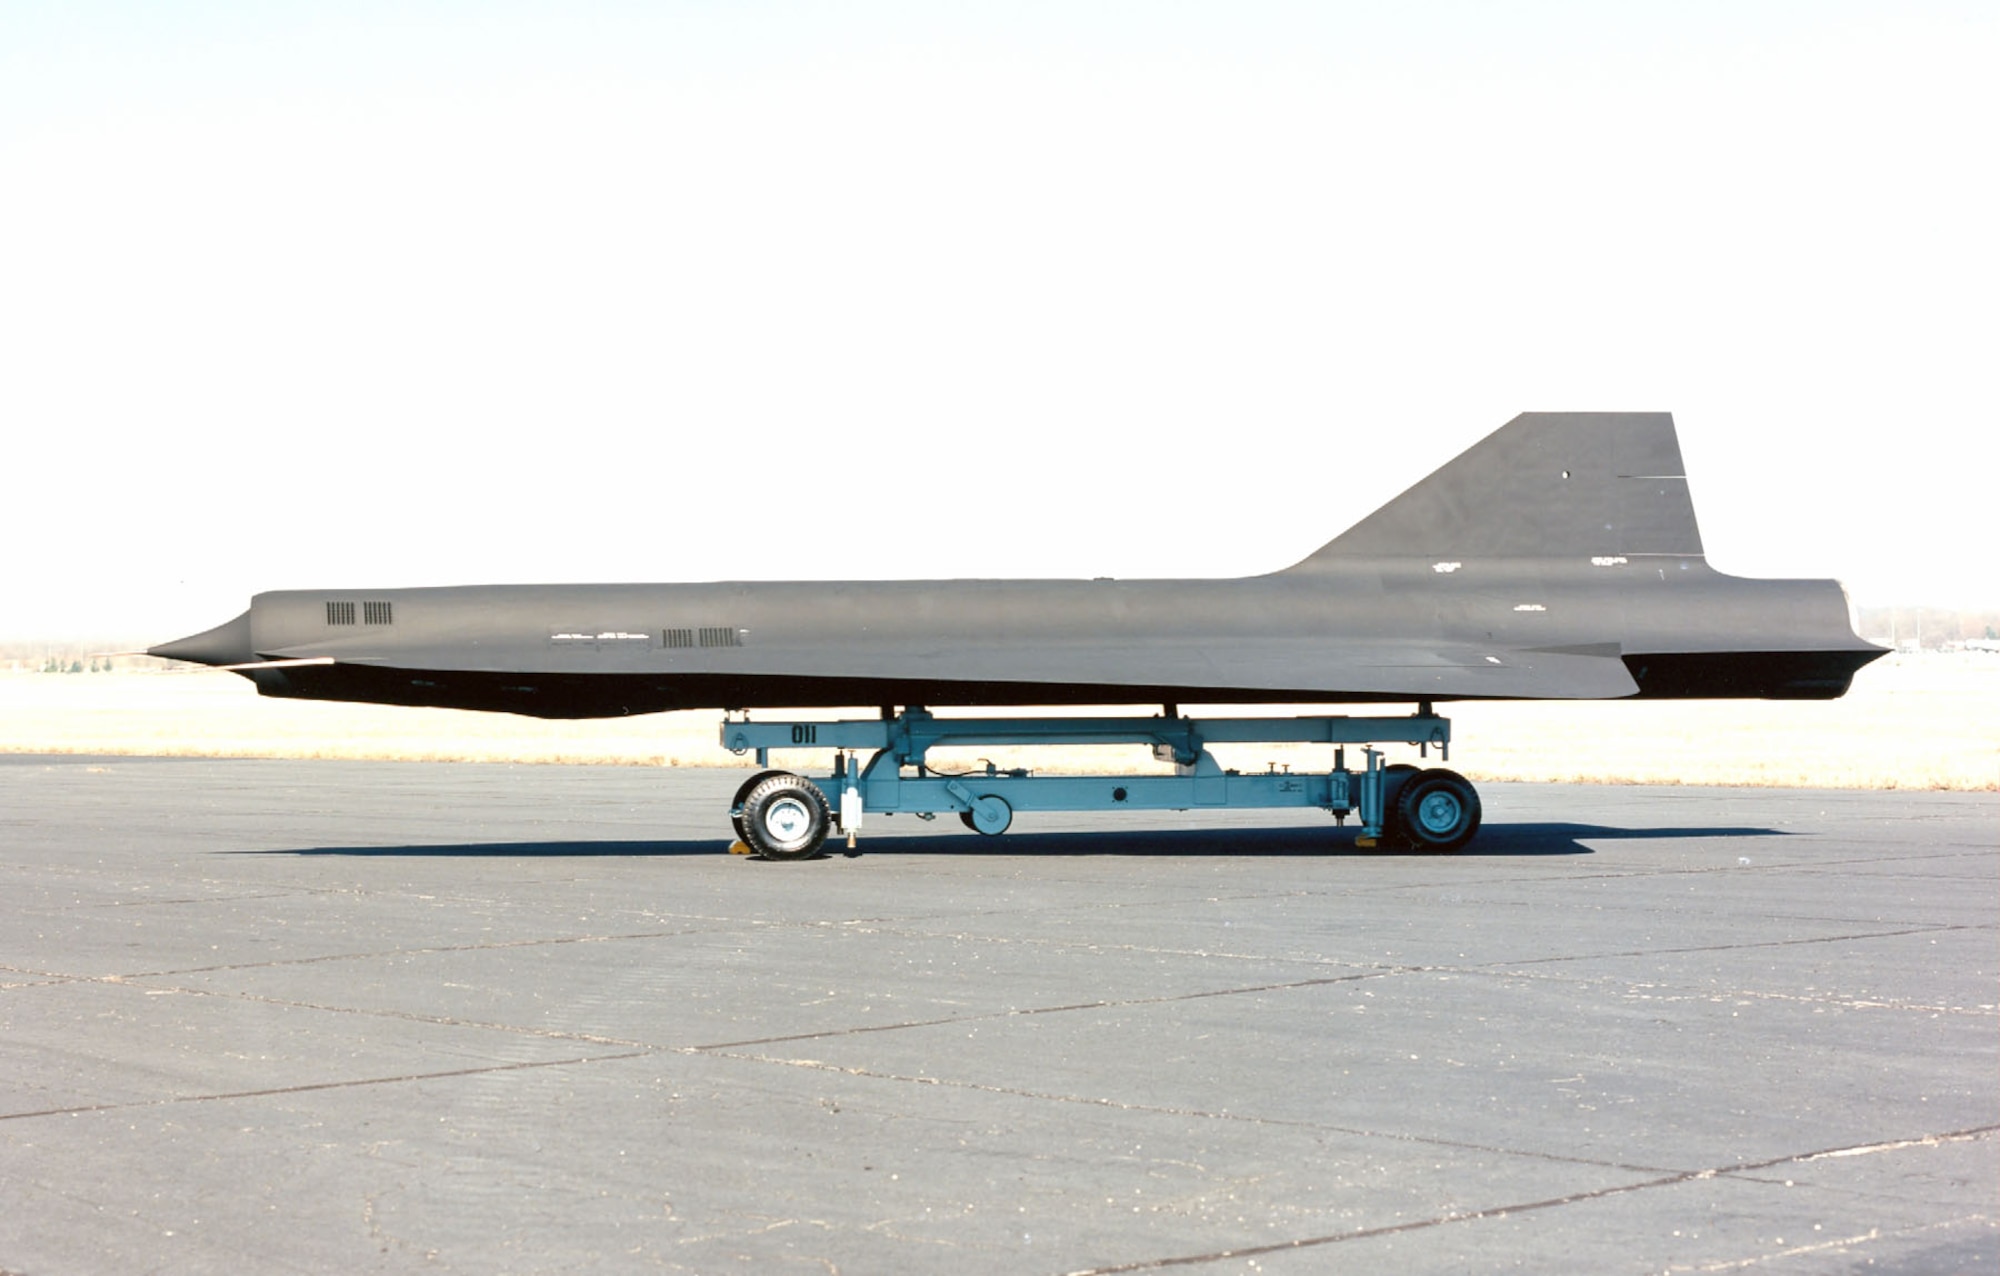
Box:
[1683,1215,1993,1272]
[66,891,306,909]
[0,1049,655,1123]
[18,942,1986,1028]
[1760,910,1993,926]
[1487,922,1979,968]
[752,923,1993,1015]
[86,926,735,978]
[685,970,1402,1052]
[1419,848,2000,885]
[856,917,1983,966]
[62,967,1395,1057]
[708,1050,1687,1178]
[1597,986,1993,1016]
[121,981,662,1049]
[1058,1126,2000,1274]
[799,926,1392,968]
[1381,964,1996,1016]
[43,908,1363,980]
[843,894,1987,944]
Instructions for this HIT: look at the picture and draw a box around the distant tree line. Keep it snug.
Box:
[0,645,174,673]
[1855,607,2000,649]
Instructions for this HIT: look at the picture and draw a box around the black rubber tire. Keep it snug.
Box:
[1393,768,1481,853]
[729,769,786,842]
[1376,763,1422,846]
[960,795,1012,836]
[738,773,832,861]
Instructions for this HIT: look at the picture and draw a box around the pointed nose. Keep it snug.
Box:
[150,609,254,666]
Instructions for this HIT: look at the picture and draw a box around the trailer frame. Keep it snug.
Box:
[718,705,1479,859]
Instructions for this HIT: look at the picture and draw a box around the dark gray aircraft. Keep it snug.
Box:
[151,412,1884,854]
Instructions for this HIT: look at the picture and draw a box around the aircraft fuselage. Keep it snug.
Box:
[157,557,1878,719]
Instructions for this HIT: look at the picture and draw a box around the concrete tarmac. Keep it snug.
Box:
[0,755,1992,1274]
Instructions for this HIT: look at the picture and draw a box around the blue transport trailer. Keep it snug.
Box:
[719,706,1476,859]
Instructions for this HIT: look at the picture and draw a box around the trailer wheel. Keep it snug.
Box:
[729,769,786,840]
[1372,763,1421,846]
[958,794,1012,836]
[739,773,832,860]
[1393,769,1481,852]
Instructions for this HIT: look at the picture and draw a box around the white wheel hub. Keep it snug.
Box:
[764,797,811,840]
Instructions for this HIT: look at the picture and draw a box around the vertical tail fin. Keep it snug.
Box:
[1282,412,1705,570]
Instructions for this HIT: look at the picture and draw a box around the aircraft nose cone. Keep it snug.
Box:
[149,609,254,666]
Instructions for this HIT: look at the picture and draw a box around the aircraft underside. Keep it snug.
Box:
[245,646,1882,719]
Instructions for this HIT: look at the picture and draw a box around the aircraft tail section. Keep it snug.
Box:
[1283,412,1705,570]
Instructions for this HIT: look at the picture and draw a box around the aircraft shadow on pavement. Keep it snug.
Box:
[244,822,1786,861]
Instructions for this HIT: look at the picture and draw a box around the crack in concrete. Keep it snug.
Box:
[0,1050,652,1124]
[1056,1136,1992,1272]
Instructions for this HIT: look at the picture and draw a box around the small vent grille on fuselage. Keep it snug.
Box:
[363,601,393,625]
[664,627,744,648]
[327,601,356,626]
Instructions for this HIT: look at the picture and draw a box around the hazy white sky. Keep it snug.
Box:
[3,1,1994,641]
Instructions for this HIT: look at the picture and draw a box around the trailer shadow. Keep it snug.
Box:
[241,821,1787,861]
[829,821,1786,858]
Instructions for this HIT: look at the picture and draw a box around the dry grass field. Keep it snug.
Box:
[1,653,1994,790]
